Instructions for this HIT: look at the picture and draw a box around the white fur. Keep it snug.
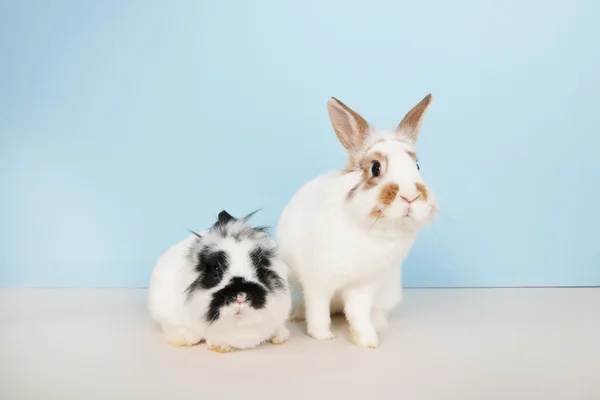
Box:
[148,228,292,351]
[277,132,438,348]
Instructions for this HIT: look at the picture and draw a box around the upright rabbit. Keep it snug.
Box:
[277,95,438,348]
[148,210,291,353]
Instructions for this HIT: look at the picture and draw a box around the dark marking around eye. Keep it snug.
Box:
[249,247,284,292]
[186,248,229,298]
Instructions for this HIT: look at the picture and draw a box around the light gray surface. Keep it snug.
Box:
[1,288,598,399]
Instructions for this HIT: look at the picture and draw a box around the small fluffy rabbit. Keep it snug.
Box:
[148,210,291,353]
[277,94,438,348]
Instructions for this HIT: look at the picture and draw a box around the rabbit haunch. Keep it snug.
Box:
[277,94,438,349]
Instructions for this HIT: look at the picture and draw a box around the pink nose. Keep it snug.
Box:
[400,195,418,204]
[236,299,244,304]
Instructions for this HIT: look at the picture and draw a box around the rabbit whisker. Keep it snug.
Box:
[366,214,382,235]
[201,313,220,340]
[436,210,460,224]
[428,221,440,245]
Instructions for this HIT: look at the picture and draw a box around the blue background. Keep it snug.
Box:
[1,0,599,287]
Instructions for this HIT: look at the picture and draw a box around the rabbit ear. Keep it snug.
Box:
[396,94,433,143]
[217,210,235,224]
[327,97,370,157]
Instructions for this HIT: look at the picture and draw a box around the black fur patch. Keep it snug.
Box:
[249,247,284,292]
[186,248,229,296]
[217,210,235,225]
[211,210,236,237]
[204,277,268,322]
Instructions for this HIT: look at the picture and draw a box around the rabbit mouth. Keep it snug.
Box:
[232,298,249,317]
[369,207,411,219]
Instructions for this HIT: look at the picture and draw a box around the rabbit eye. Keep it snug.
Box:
[371,161,381,177]
[416,163,420,171]
[212,269,220,278]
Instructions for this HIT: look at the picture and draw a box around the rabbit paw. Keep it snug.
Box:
[269,325,290,345]
[207,343,236,354]
[164,326,203,347]
[307,327,335,340]
[349,329,379,349]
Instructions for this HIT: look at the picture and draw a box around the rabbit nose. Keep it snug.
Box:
[236,298,244,304]
[400,195,418,204]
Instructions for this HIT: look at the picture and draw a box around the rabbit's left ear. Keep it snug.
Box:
[217,210,236,224]
[396,94,433,144]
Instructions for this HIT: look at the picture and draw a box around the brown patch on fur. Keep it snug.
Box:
[268,335,287,345]
[346,151,395,201]
[369,208,383,219]
[347,183,360,200]
[416,183,428,201]
[359,151,387,191]
[363,179,377,190]
[361,138,415,161]
[379,183,399,206]
[407,151,417,161]
[207,344,236,354]
[359,151,386,171]
[373,151,387,164]
[361,138,385,156]
[167,338,192,347]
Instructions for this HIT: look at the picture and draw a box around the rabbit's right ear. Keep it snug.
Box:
[327,98,370,160]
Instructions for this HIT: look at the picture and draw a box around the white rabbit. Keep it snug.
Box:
[148,210,291,353]
[277,94,438,348]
